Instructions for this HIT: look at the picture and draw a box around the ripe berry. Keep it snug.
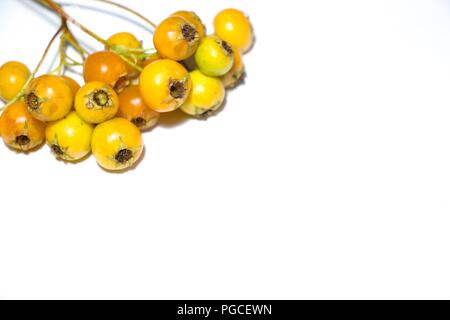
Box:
[118,85,160,131]
[75,81,119,124]
[45,111,94,161]
[0,101,45,151]
[91,118,143,171]
[195,36,234,77]
[25,74,73,122]
[180,70,225,117]
[0,61,30,102]
[214,9,254,53]
[153,16,200,61]
[139,59,191,113]
[83,51,129,91]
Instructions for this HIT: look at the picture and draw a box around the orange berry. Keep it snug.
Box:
[83,51,129,91]
[139,59,191,113]
[0,101,45,151]
[214,9,254,53]
[153,16,200,61]
[118,85,159,130]
[0,61,30,102]
[25,74,73,122]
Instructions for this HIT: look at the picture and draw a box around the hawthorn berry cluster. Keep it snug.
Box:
[0,0,254,171]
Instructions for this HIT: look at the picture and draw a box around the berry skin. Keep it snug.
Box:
[61,75,81,97]
[153,16,200,61]
[83,51,129,91]
[45,111,94,162]
[180,70,225,117]
[75,82,119,124]
[0,61,30,102]
[118,85,160,131]
[195,36,234,77]
[91,118,143,171]
[171,11,206,39]
[25,74,73,122]
[214,8,254,53]
[139,59,191,113]
[221,47,245,89]
[0,101,45,151]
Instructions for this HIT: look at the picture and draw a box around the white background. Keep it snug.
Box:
[1,0,450,300]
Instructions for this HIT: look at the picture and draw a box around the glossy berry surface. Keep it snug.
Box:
[45,111,94,161]
[0,101,46,151]
[83,51,129,91]
[153,16,200,61]
[195,36,234,77]
[118,85,160,131]
[139,59,191,113]
[0,61,30,102]
[91,117,143,171]
[25,74,73,122]
[214,8,254,53]
[180,70,225,117]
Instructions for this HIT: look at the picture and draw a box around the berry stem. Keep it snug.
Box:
[55,21,67,75]
[34,0,87,60]
[51,21,85,75]
[0,25,64,112]
[43,0,109,46]
[64,26,88,60]
[41,0,144,72]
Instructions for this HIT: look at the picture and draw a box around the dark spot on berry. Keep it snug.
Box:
[115,149,133,164]
[93,90,109,107]
[230,70,246,88]
[15,135,30,146]
[198,109,215,119]
[114,76,130,93]
[26,92,40,111]
[221,40,233,55]
[131,117,147,128]
[51,144,64,156]
[181,24,197,42]
[169,80,186,99]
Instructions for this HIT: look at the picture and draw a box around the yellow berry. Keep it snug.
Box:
[139,59,191,112]
[45,111,94,161]
[75,81,119,124]
[214,9,254,53]
[0,61,30,102]
[91,118,143,171]
[181,70,225,117]
[195,36,234,77]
